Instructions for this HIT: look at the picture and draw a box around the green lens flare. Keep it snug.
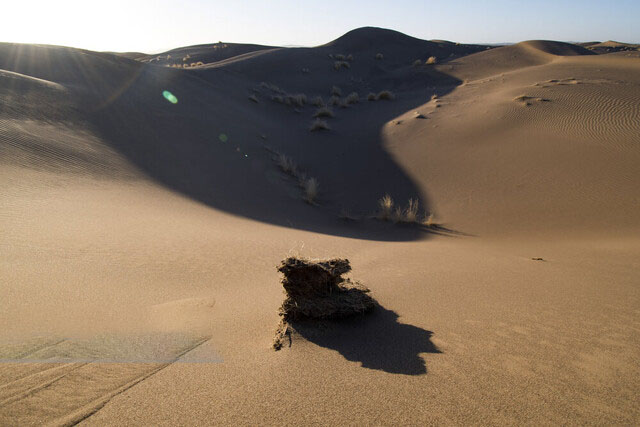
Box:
[162,90,178,104]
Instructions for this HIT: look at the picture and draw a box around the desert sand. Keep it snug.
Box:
[1,27,639,425]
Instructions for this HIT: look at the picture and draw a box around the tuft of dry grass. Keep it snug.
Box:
[276,153,297,175]
[377,90,395,101]
[426,56,437,65]
[403,198,419,223]
[313,106,334,118]
[367,92,377,101]
[413,59,423,66]
[248,94,258,103]
[345,92,359,104]
[310,119,330,131]
[334,61,350,70]
[335,54,345,61]
[422,212,435,227]
[303,177,319,203]
[431,93,438,101]
[377,194,394,220]
[311,96,324,107]
[286,94,307,107]
[376,53,384,60]
[331,86,342,96]
[328,95,340,106]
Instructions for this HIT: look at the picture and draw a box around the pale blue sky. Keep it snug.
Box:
[3,0,639,53]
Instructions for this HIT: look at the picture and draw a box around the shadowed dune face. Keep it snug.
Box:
[0,31,478,241]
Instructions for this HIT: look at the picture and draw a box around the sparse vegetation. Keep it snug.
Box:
[345,92,359,104]
[334,61,350,70]
[426,56,437,65]
[346,54,353,61]
[431,93,438,101]
[310,119,330,131]
[311,96,324,107]
[303,177,319,203]
[328,95,340,106]
[378,194,394,220]
[286,94,307,107]
[335,54,345,61]
[404,198,419,223]
[276,153,297,175]
[377,90,395,100]
[248,94,258,103]
[331,86,342,96]
[413,59,423,66]
[313,107,334,118]
[375,53,384,60]
[367,92,377,101]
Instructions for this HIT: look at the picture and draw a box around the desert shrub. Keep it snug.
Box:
[403,199,419,223]
[375,53,383,60]
[310,119,330,131]
[311,96,324,107]
[345,92,359,104]
[196,61,204,66]
[335,54,345,60]
[303,177,319,203]
[413,59,423,66]
[248,94,258,103]
[287,94,307,107]
[422,212,435,227]
[431,93,438,101]
[328,95,340,106]
[331,86,342,96]
[378,194,394,220]
[313,107,334,118]
[377,90,394,100]
[276,154,297,174]
[271,95,284,103]
[334,61,350,70]
[346,54,353,61]
[426,56,437,64]
[367,92,377,101]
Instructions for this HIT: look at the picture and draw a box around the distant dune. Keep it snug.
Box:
[1,27,639,425]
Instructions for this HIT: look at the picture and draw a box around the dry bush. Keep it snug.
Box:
[310,119,330,131]
[335,54,345,60]
[413,59,423,66]
[334,61,350,70]
[311,96,324,107]
[422,212,435,227]
[271,95,284,104]
[313,107,334,118]
[431,93,438,101]
[328,95,340,106]
[345,92,359,104]
[287,94,307,107]
[377,194,394,220]
[377,90,394,100]
[248,94,258,103]
[375,53,383,60]
[367,92,377,101]
[276,154,297,175]
[426,56,437,65]
[331,86,342,96]
[302,177,319,203]
[403,198,419,223]
[346,54,353,61]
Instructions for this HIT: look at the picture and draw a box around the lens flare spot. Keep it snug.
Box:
[218,134,228,142]
[162,90,178,104]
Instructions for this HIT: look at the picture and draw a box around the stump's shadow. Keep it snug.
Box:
[291,305,440,375]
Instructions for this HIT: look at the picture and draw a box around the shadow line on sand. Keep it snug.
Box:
[289,304,441,375]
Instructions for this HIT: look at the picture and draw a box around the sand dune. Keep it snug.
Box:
[1,27,639,425]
